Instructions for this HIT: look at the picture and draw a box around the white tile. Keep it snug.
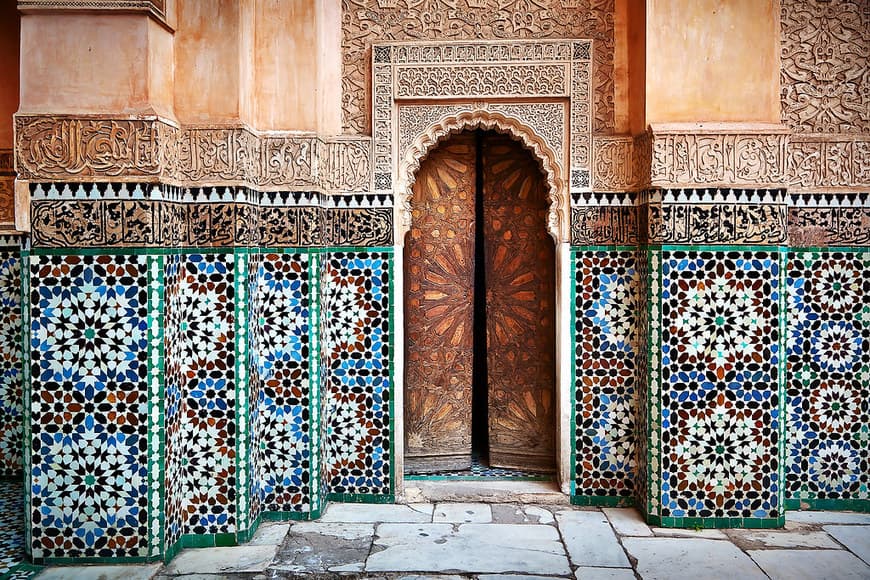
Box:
[728,529,841,549]
[651,527,727,539]
[247,522,290,545]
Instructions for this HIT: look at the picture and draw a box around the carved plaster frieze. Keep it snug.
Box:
[788,192,870,247]
[788,134,870,192]
[0,150,13,175]
[341,0,615,135]
[641,188,789,246]
[318,138,372,193]
[15,116,374,194]
[17,0,168,24]
[780,0,868,134]
[592,137,636,191]
[395,64,570,99]
[649,125,790,189]
[15,117,167,180]
[26,182,394,248]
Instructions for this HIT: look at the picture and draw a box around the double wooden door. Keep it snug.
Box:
[405,131,556,473]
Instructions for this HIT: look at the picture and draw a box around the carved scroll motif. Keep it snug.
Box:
[780,0,869,134]
[395,64,569,98]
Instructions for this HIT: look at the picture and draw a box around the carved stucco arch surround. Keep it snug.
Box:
[393,109,575,496]
[396,110,569,244]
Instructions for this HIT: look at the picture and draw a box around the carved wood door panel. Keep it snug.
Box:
[482,134,556,472]
[404,133,477,473]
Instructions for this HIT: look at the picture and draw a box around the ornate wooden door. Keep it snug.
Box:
[404,133,477,472]
[481,134,556,472]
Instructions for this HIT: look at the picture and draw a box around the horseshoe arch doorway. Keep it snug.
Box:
[403,129,557,475]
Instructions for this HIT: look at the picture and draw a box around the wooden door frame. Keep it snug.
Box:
[374,39,594,498]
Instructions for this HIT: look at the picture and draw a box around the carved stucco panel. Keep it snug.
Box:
[341,0,615,135]
[780,0,869,134]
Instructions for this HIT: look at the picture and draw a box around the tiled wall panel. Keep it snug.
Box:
[786,250,870,509]
[29,254,153,560]
[255,252,315,514]
[572,249,639,504]
[325,251,393,498]
[178,253,237,536]
[0,246,22,477]
[649,249,785,524]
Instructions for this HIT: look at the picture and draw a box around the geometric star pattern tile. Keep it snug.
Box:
[162,252,185,551]
[178,253,236,536]
[256,252,313,513]
[0,251,22,477]
[246,250,263,523]
[29,254,151,559]
[658,250,784,520]
[325,251,392,497]
[573,249,638,502]
[786,251,870,505]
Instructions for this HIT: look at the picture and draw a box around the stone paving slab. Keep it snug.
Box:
[161,545,278,575]
[602,507,653,537]
[366,523,571,575]
[622,537,767,580]
[726,529,842,549]
[272,522,375,573]
[557,510,630,568]
[490,504,555,525]
[320,503,434,523]
[36,564,163,580]
[433,502,492,523]
[574,567,637,579]
[247,521,291,545]
[786,511,870,525]
[824,525,870,565]
[650,527,727,539]
[749,548,870,580]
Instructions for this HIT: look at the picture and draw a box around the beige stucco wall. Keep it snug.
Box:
[645,0,780,124]
[19,14,153,115]
[250,0,318,131]
[174,0,242,123]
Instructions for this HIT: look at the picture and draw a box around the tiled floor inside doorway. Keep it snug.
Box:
[0,479,39,579]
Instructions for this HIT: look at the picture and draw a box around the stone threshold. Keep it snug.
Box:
[401,479,570,504]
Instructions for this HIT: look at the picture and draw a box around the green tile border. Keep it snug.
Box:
[569,248,577,497]
[571,495,635,507]
[646,515,786,529]
[785,499,870,513]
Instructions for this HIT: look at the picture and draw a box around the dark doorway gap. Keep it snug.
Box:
[471,129,489,460]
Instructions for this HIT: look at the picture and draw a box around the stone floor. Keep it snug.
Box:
[21,502,870,580]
